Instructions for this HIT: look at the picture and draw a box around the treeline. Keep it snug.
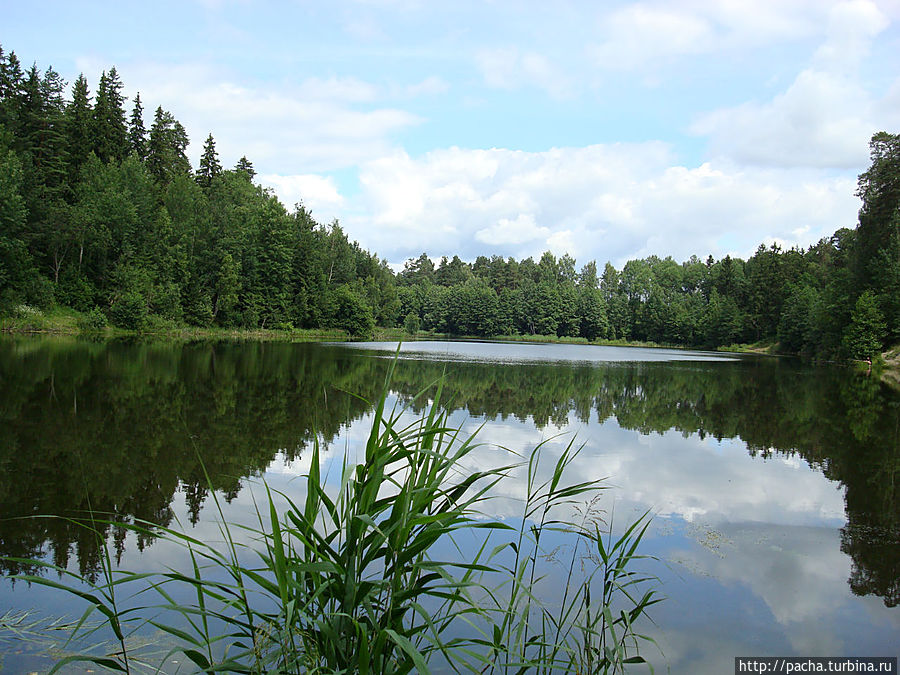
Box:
[1,43,898,357]
[394,141,900,360]
[0,44,398,336]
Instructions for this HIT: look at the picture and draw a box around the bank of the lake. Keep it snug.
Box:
[0,304,768,350]
[6,304,900,389]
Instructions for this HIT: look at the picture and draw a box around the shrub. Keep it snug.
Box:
[404,310,420,335]
[141,313,178,333]
[58,274,96,312]
[77,307,108,332]
[108,291,148,330]
[328,284,376,339]
[12,303,42,318]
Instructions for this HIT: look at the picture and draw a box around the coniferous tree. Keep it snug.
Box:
[0,138,36,309]
[195,133,221,188]
[0,48,25,137]
[234,155,255,179]
[17,65,68,195]
[854,132,900,341]
[20,65,44,150]
[0,44,7,102]
[147,106,191,184]
[37,66,69,194]
[843,291,887,360]
[65,74,93,184]
[92,67,128,163]
[128,93,147,161]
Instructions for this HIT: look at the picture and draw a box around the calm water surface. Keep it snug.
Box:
[1,337,898,672]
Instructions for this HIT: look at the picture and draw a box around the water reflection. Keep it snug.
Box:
[1,337,899,668]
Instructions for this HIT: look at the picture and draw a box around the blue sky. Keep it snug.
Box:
[5,0,899,268]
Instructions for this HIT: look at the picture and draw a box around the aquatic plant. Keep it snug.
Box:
[8,358,660,673]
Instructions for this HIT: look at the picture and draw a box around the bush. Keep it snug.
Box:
[12,303,42,319]
[403,310,420,335]
[58,274,96,312]
[182,292,213,327]
[23,274,54,310]
[843,290,887,361]
[108,291,149,330]
[328,285,375,339]
[141,313,178,333]
[77,307,108,332]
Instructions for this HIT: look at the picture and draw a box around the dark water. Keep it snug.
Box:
[1,337,898,672]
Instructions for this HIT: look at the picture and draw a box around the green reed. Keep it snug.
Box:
[7,357,660,673]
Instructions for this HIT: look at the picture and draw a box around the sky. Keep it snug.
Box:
[4,0,900,269]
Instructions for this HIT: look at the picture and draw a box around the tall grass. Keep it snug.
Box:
[8,358,660,673]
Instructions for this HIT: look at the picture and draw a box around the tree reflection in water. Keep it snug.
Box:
[0,337,898,606]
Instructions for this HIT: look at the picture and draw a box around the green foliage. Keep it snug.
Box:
[578,287,610,341]
[65,74,93,182]
[141,312,178,332]
[8,365,659,673]
[327,283,376,338]
[843,290,887,360]
[234,155,255,179]
[108,289,148,330]
[0,143,42,309]
[92,67,128,163]
[404,309,420,334]
[57,270,96,312]
[399,252,434,286]
[778,283,822,353]
[77,306,108,332]
[127,92,146,161]
[1,38,899,356]
[147,106,190,184]
[195,132,221,188]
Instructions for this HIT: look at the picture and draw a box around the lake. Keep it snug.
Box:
[1,337,898,672]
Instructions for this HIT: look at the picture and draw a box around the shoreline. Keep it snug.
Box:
[0,310,766,353]
[5,309,899,383]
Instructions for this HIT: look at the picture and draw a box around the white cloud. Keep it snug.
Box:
[296,76,379,103]
[399,75,450,97]
[691,68,889,168]
[476,47,572,98]
[258,174,345,218]
[813,0,890,71]
[345,143,859,267]
[690,0,897,169]
[121,62,421,174]
[475,214,550,246]
[588,5,715,70]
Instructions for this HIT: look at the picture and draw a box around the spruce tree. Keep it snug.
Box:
[37,66,68,193]
[0,49,25,136]
[93,67,128,162]
[65,73,92,183]
[20,65,44,148]
[172,120,190,173]
[19,65,68,197]
[147,106,169,182]
[147,106,191,184]
[128,92,147,161]
[234,155,255,179]
[195,132,221,188]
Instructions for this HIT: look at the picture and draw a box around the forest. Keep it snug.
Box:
[1,43,898,360]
